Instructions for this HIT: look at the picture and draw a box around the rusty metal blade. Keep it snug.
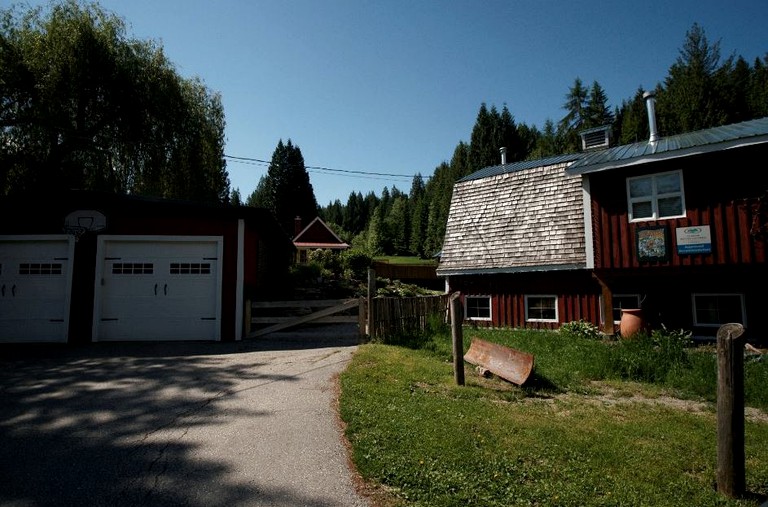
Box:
[463,338,535,386]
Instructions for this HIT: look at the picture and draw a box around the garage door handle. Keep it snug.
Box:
[11,285,16,297]
[164,283,168,296]
[154,283,158,296]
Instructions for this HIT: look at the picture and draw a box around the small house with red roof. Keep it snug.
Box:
[292,216,350,264]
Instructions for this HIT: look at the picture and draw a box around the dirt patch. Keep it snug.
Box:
[523,381,768,424]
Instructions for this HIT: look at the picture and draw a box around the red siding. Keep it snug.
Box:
[449,271,602,330]
[589,147,768,270]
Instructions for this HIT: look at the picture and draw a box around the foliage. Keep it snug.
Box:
[340,249,371,281]
[606,327,694,384]
[340,328,768,506]
[375,278,438,298]
[246,139,318,234]
[559,319,602,341]
[0,0,229,201]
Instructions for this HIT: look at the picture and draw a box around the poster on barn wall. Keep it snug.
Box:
[636,225,669,262]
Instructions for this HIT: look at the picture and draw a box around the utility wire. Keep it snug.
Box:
[224,154,420,181]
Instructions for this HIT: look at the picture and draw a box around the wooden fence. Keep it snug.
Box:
[244,293,450,341]
[367,294,450,340]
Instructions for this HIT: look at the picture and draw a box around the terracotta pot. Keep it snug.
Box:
[620,308,645,338]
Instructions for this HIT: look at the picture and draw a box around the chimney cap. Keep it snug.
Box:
[643,90,655,100]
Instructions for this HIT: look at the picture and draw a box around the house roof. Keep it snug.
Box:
[437,160,587,277]
[292,216,349,249]
[458,153,584,182]
[568,116,768,175]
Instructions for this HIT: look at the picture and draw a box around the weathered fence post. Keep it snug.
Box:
[367,268,376,339]
[716,322,746,498]
[450,291,465,386]
[244,299,252,337]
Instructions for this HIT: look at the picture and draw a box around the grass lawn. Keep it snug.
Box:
[374,256,438,266]
[339,327,768,506]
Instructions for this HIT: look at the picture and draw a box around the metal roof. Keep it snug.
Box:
[567,116,768,175]
[457,153,583,182]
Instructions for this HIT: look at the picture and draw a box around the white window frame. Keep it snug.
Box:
[627,170,686,222]
[465,295,492,321]
[525,295,558,323]
[692,293,747,328]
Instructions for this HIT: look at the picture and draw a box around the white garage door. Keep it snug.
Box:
[93,236,222,341]
[0,236,74,343]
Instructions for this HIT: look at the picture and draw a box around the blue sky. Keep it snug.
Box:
[10,0,768,205]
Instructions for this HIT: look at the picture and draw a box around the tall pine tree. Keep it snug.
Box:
[247,139,318,235]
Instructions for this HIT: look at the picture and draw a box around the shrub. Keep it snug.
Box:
[559,320,602,340]
[341,249,372,280]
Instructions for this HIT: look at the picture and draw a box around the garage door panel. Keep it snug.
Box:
[0,237,72,343]
[95,237,221,342]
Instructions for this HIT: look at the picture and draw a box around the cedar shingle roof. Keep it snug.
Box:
[437,161,586,276]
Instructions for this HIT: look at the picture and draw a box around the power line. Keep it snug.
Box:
[224,154,421,181]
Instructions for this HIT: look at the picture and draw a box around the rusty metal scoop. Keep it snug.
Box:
[464,338,535,386]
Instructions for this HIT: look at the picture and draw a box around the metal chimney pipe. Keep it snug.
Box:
[643,91,659,143]
[500,147,507,165]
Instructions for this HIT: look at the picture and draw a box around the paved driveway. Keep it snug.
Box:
[0,325,370,507]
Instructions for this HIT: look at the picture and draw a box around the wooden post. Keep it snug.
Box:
[592,273,615,335]
[450,291,465,386]
[244,299,252,337]
[367,268,376,339]
[716,322,746,498]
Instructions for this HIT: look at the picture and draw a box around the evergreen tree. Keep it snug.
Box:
[230,188,242,206]
[558,77,589,152]
[584,81,614,128]
[749,56,768,117]
[386,196,410,255]
[408,174,428,257]
[248,139,318,235]
[656,23,732,134]
[616,88,650,144]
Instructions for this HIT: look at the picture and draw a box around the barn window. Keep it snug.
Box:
[465,295,491,320]
[692,293,746,327]
[627,170,685,222]
[525,295,558,322]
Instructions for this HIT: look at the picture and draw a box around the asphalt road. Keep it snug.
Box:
[0,325,370,507]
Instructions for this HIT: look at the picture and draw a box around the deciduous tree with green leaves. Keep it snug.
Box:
[0,0,229,201]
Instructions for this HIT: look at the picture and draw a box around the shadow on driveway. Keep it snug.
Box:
[0,323,367,507]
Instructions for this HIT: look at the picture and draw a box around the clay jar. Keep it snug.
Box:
[619,308,645,338]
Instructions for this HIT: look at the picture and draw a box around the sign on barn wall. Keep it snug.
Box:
[676,225,712,254]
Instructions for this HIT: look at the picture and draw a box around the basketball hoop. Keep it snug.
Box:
[63,209,107,241]
[63,225,88,242]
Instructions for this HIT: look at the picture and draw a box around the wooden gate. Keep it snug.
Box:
[245,298,364,339]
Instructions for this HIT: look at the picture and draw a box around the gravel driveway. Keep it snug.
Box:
[0,324,370,507]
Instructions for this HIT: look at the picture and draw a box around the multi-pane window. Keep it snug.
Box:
[612,294,641,323]
[627,170,685,221]
[525,295,558,322]
[170,263,211,275]
[112,263,153,275]
[465,296,491,320]
[692,294,746,327]
[19,263,62,275]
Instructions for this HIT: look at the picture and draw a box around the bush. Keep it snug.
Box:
[559,320,602,340]
[341,249,372,280]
